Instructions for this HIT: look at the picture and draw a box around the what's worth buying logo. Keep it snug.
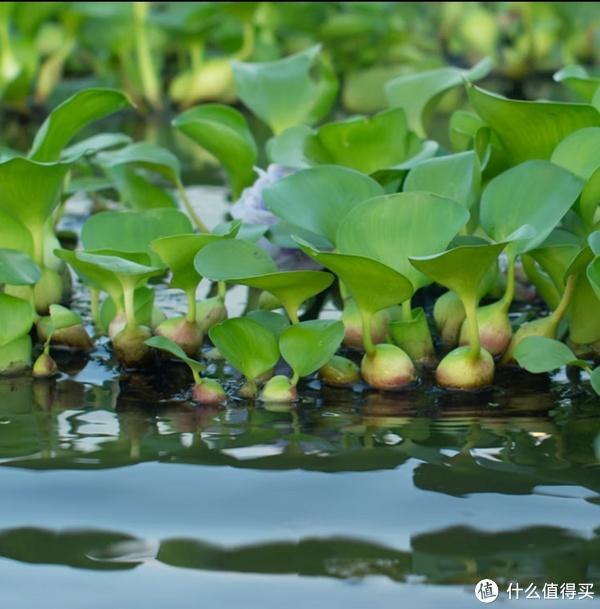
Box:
[474,579,595,603]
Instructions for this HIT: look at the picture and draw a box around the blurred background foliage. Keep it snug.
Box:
[1,1,600,115]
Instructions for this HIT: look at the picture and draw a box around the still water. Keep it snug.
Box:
[1,344,599,608]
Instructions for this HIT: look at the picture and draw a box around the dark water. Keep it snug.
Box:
[2,342,600,608]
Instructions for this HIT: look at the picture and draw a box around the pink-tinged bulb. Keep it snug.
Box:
[154,317,203,357]
[436,346,494,390]
[360,344,416,390]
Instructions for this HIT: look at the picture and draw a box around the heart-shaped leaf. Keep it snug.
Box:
[404,151,481,209]
[61,133,132,160]
[385,58,491,136]
[48,304,82,331]
[468,84,600,164]
[29,88,132,162]
[173,104,257,198]
[194,239,277,280]
[232,44,338,134]
[303,107,436,175]
[279,319,344,380]
[209,317,279,381]
[0,210,33,257]
[263,165,383,245]
[246,311,290,337]
[551,127,600,179]
[336,192,469,290]
[107,165,177,210]
[145,335,204,377]
[0,294,35,347]
[514,336,586,373]
[480,160,582,255]
[0,249,41,285]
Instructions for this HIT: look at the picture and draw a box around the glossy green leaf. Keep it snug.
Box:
[480,160,582,255]
[173,104,257,198]
[303,107,436,175]
[580,166,600,228]
[145,336,204,375]
[0,157,70,262]
[468,84,600,164]
[209,318,279,381]
[279,319,344,379]
[194,239,277,280]
[404,151,481,209]
[48,304,81,331]
[554,65,600,102]
[297,241,414,315]
[263,165,383,245]
[0,210,33,257]
[81,209,192,258]
[107,165,177,210]
[29,88,132,162]
[246,310,290,337]
[530,230,580,290]
[385,58,491,135]
[337,192,469,290]
[151,228,238,293]
[568,271,600,344]
[266,125,313,168]
[61,133,132,159]
[514,336,584,373]
[586,257,600,301]
[0,249,40,285]
[552,127,600,180]
[73,251,164,284]
[96,142,180,184]
[0,293,35,347]
[409,242,506,302]
[232,44,338,134]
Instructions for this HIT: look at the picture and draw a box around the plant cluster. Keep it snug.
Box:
[3,44,600,403]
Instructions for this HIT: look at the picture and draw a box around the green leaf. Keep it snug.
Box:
[61,133,132,159]
[48,304,81,331]
[73,251,164,285]
[107,165,177,210]
[529,230,581,290]
[209,318,279,381]
[194,239,277,280]
[81,209,192,260]
[266,125,313,168]
[514,336,584,373]
[279,319,344,379]
[409,242,506,303]
[246,310,290,337]
[590,367,600,396]
[96,142,181,184]
[303,107,436,175]
[145,335,204,375]
[467,84,600,164]
[263,165,383,245]
[385,58,491,136]
[554,65,600,102]
[580,166,600,228]
[404,151,481,209]
[29,88,132,162]
[551,127,600,179]
[0,293,35,347]
[151,229,237,293]
[297,241,414,315]
[336,192,469,290]
[0,157,70,262]
[586,257,600,301]
[0,210,33,257]
[480,160,582,255]
[232,44,338,134]
[0,249,41,285]
[173,104,257,198]
[569,271,600,344]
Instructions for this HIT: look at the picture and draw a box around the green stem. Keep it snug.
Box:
[463,295,480,360]
[133,1,162,110]
[290,371,299,386]
[234,22,255,60]
[191,367,202,385]
[44,334,52,356]
[186,288,197,323]
[90,288,100,327]
[32,225,45,267]
[286,306,299,324]
[189,40,204,74]
[499,253,516,313]
[217,281,226,301]
[361,310,375,356]
[122,282,137,329]
[548,273,577,329]
[402,299,412,321]
[176,180,209,232]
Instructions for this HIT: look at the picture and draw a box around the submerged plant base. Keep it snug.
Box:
[197,297,228,334]
[259,375,298,403]
[0,335,32,376]
[360,343,416,390]
[436,346,494,390]
[433,291,466,349]
[36,319,93,351]
[319,355,360,387]
[191,379,227,405]
[389,307,436,367]
[502,316,556,365]
[342,300,388,350]
[32,352,59,378]
[112,325,153,368]
[154,317,203,357]
[459,300,512,357]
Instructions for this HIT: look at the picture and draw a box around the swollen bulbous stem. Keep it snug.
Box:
[176,180,209,233]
